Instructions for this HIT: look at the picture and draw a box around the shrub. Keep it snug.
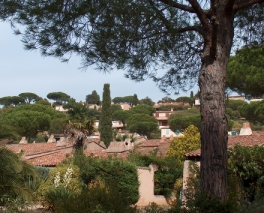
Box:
[37,164,82,206]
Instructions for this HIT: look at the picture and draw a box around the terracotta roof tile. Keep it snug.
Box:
[27,152,72,167]
[6,142,73,156]
[185,131,264,157]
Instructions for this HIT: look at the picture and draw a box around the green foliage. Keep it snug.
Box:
[126,113,158,137]
[66,117,95,149]
[130,104,156,115]
[112,110,132,126]
[226,108,241,120]
[35,99,51,106]
[3,103,66,120]
[0,109,51,140]
[132,94,139,106]
[167,125,200,164]
[170,193,237,213]
[63,101,89,120]
[226,45,264,97]
[169,107,200,119]
[158,96,175,103]
[50,117,68,134]
[110,104,122,114]
[0,124,20,140]
[86,108,101,120]
[127,150,182,198]
[47,92,70,105]
[226,100,246,111]
[52,181,137,213]
[37,164,82,206]
[19,92,42,104]
[0,96,25,106]
[126,113,157,127]
[85,90,100,105]
[169,115,201,131]
[112,94,138,106]
[169,112,235,131]
[238,101,264,124]
[175,96,194,106]
[139,97,155,106]
[129,122,158,138]
[99,84,112,147]
[73,153,140,205]
[0,147,38,205]
[228,145,264,202]
[142,202,166,213]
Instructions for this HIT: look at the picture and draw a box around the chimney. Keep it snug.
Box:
[239,122,252,136]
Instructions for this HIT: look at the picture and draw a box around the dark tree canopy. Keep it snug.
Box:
[47,92,70,104]
[175,96,194,106]
[0,96,25,106]
[226,45,264,97]
[112,110,132,126]
[139,96,155,106]
[112,95,138,106]
[19,92,42,104]
[158,96,175,103]
[1,0,264,202]
[85,90,100,105]
[130,104,156,116]
[110,104,122,114]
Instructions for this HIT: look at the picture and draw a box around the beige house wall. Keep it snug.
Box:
[182,160,200,201]
[136,164,169,206]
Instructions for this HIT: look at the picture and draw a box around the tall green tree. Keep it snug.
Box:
[226,45,264,97]
[2,0,264,201]
[86,90,100,105]
[132,94,139,106]
[99,84,112,147]
[19,92,42,104]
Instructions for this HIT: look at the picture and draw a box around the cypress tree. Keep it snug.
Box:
[99,84,112,147]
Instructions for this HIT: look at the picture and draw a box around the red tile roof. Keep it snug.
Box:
[5,137,174,166]
[27,152,72,167]
[185,131,264,157]
[6,142,73,156]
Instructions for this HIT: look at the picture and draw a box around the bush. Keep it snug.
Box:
[73,153,140,205]
[53,180,137,213]
[37,164,82,206]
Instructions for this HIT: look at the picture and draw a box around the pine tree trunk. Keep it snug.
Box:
[199,6,234,202]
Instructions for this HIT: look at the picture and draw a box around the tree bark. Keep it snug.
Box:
[199,3,234,202]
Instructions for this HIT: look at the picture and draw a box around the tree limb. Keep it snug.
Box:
[172,26,204,35]
[157,0,196,13]
[187,0,210,30]
[234,0,264,12]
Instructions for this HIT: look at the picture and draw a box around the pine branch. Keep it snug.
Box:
[187,0,210,30]
[234,0,264,12]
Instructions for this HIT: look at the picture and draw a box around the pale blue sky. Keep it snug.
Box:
[0,21,198,103]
